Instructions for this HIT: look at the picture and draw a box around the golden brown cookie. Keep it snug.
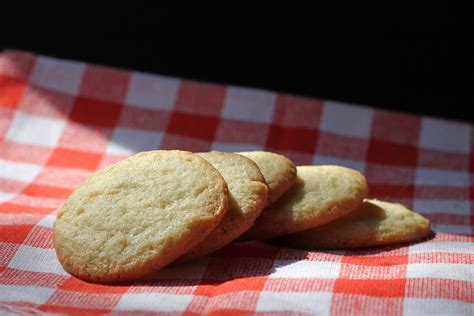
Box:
[272,199,431,249]
[179,151,268,261]
[53,150,228,283]
[238,151,297,206]
[240,165,368,240]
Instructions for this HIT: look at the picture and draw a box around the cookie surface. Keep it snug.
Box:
[238,151,296,205]
[272,199,431,249]
[240,165,368,240]
[179,152,268,260]
[53,150,228,283]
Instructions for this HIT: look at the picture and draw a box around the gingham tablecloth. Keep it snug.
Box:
[0,50,472,315]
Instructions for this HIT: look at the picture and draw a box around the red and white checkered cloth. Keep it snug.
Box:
[0,50,472,315]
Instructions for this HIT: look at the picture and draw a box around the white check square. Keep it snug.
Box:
[409,242,474,255]
[115,293,193,312]
[5,111,65,147]
[407,263,473,282]
[257,292,332,315]
[269,260,341,279]
[431,224,472,235]
[412,199,470,215]
[419,117,470,153]
[126,72,180,110]
[8,245,68,275]
[30,56,85,95]
[222,87,276,123]
[321,101,373,138]
[0,192,15,203]
[0,285,55,304]
[0,159,41,182]
[36,214,56,228]
[106,128,163,155]
[404,298,473,316]
[415,168,469,187]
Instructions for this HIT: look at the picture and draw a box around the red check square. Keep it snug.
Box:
[371,110,421,146]
[194,277,266,296]
[79,65,129,103]
[0,203,54,214]
[175,81,226,116]
[22,184,72,199]
[167,112,218,140]
[367,140,418,166]
[60,277,129,294]
[273,94,323,128]
[215,119,269,146]
[69,97,122,128]
[118,107,171,131]
[334,279,406,297]
[370,184,415,200]
[317,131,368,160]
[46,147,102,171]
[342,255,408,266]
[470,154,474,174]
[0,75,26,109]
[266,125,317,153]
[0,225,33,243]
[0,51,35,79]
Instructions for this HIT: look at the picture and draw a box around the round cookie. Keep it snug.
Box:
[179,152,268,261]
[239,165,368,240]
[272,199,431,249]
[53,150,228,283]
[238,151,297,206]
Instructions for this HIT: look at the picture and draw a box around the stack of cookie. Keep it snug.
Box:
[53,150,430,283]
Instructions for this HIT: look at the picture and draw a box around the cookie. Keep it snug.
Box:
[179,151,268,261]
[240,165,368,240]
[53,150,228,283]
[238,151,297,206]
[272,199,431,249]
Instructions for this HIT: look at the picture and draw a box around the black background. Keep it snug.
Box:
[2,5,472,121]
